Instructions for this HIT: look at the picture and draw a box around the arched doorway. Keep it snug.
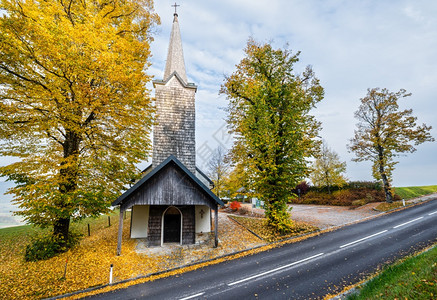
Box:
[162,206,182,244]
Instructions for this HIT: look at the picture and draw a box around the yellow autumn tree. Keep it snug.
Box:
[310,140,347,193]
[0,0,159,246]
[206,146,231,199]
[348,88,434,203]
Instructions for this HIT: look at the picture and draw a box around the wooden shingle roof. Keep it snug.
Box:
[112,155,223,209]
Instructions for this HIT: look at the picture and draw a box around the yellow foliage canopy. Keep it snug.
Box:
[0,0,159,226]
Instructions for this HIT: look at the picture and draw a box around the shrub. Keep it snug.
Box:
[238,206,249,215]
[331,189,353,205]
[265,208,294,234]
[292,190,335,205]
[345,181,382,190]
[351,199,367,207]
[25,231,81,262]
[229,201,241,211]
[294,181,310,195]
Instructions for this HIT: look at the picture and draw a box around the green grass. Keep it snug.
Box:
[0,224,34,238]
[348,245,437,300]
[394,185,437,200]
[0,211,120,244]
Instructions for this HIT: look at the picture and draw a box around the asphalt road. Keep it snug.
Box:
[88,199,437,300]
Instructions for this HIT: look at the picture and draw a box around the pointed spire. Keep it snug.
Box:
[163,12,188,83]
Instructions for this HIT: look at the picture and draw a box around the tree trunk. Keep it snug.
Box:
[55,129,81,243]
[377,145,393,203]
[380,171,393,203]
[53,217,70,244]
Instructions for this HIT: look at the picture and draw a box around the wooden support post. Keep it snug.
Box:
[214,206,218,247]
[116,209,124,256]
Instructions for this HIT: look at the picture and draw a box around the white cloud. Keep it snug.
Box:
[148,0,437,186]
[2,0,436,207]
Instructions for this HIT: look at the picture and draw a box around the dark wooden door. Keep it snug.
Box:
[163,213,181,243]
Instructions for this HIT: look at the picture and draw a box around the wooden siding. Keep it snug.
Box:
[147,205,195,246]
[181,206,195,244]
[147,206,165,246]
[120,163,217,211]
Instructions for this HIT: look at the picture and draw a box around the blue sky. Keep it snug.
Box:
[1,0,436,208]
[149,0,436,186]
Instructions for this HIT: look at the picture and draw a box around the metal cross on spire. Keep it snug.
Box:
[172,2,180,15]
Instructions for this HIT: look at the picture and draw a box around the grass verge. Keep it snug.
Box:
[374,201,405,212]
[229,215,318,242]
[347,245,437,299]
[394,185,437,200]
[374,185,437,211]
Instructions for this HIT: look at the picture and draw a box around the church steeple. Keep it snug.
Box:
[163,12,188,83]
[152,9,197,173]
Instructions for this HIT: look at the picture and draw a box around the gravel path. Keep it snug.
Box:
[288,203,383,229]
[242,193,437,230]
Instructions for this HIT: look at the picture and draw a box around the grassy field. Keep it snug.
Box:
[394,185,437,199]
[371,185,437,211]
[348,245,437,299]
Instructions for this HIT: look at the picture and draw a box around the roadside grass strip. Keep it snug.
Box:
[339,230,388,249]
[347,244,437,300]
[394,185,437,200]
[227,253,324,286]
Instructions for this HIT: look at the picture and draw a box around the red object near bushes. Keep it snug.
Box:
[230,201,241,211]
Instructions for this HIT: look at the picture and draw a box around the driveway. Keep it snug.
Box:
[289,203,382,229]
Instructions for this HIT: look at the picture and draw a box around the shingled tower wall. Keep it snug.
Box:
[152,13,197,173]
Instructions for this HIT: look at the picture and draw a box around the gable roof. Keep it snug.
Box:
[141,163,213,186]
[195,167,214,186]
[112,155,223,207]
[153,71,197,90]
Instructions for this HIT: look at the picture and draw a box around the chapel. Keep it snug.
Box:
[112,9,223,255]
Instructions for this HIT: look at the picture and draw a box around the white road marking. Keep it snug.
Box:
[179,292,205,300]
[429,211,437,216]
[227,253,324,286]
[393,217,424,229]
[339,230,388,249]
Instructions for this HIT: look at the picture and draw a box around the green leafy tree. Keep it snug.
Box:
[220,39,324,233]
[310,140,347,193]
[348,88,434,202]
[0,0,159,245]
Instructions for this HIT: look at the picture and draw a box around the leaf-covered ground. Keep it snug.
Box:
[374,201,405,211]
[229,215,318,242]
[0,212,264,299]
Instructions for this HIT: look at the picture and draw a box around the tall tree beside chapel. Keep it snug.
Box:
[310,140,347,193]
[0,0,159,243]
[348,88,434,202]
[221,39,324,233]
[207,147,231,199]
